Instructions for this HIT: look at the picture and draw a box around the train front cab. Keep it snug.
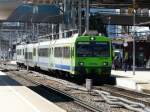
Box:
[74,36,112,79]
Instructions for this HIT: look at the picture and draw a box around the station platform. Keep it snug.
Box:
[111,70,150,92]
[0,71,66,112]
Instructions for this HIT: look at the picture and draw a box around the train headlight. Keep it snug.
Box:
[90,37,95,41]
[79,62,84,66]
[103,62,108,66]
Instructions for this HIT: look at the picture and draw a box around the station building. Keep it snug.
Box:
[112,35,150,69]
[0,37,9,60]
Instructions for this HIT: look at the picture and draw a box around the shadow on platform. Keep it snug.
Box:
[0,73,73,103]
[111,75,130,78]
[29,85,74,103]
[0,75,22,86]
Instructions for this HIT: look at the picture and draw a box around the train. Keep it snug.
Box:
[16,34,112,79]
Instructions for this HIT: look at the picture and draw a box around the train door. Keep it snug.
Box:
[49,46,53,69]
[49,45,54,69]
[70,44,75,74]
[33,47,36,67]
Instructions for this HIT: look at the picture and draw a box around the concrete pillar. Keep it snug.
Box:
[86,79,92,91]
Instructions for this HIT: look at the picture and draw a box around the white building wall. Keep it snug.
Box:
[0,38,9,60]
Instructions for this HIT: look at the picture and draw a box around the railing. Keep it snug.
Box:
[38,29,78,41]
[92,11,150,17]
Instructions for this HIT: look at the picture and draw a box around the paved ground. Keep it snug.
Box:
[0,71,66,112]
[112,70,150,82]
[112,70,150,91]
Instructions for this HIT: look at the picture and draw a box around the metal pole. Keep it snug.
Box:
[78,0,82,35]
[9,32,12,60]
[72,1,75,28]
[52,24,54,40]
[64,0,67,12]
[32,23,34,41]
[86,0,89,33]
[25,22,29,71]
[133,0,136,75]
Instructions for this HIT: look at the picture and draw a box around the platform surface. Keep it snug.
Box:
[0,71,66,112]
[112,70,150,91]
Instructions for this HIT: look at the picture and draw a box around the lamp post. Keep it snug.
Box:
[78,0,82,35]
[86,0,89,33]
[8,48,11,60]
[132,0,136,75]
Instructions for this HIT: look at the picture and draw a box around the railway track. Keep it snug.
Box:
[1,64,150,112]
[95,84,150,106]
[0,67,103,112]
[18,73,104,112]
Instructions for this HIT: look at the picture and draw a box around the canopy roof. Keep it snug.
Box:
[7,4,63,23]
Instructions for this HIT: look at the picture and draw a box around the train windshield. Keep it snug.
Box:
[76,42,110,57]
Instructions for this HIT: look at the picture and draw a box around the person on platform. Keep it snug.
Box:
[123,52,129,72]
[113,56,119,70]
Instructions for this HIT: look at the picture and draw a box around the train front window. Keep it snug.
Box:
[93,42,110,57]
[76,42,92,57]
[76,42,110,57]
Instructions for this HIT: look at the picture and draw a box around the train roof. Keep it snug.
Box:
[51,34,79,45]
[26,43,35,48]
[38,41,50,46]
[16,44,25,49]
[16,34,110,47]
[77,35,111,41]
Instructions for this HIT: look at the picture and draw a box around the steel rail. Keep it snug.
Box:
[4,69,104,112]
[95,84,150,106]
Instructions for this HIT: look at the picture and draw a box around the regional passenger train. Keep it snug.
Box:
[16,33,112,79]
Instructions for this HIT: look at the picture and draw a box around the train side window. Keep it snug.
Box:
[38,49,40,56]
[25,52,27,59]
[49,48,51,55]
[21,49,23,55]
[63,47,70,58]
[67,47,70,58]
[60,47,63,57]
[72,47,74,57]
[45,48,48,57]
[54,47,59,57]
[54,47,62,57]
[17,49,18,55]
[52,48,53,54]
[25,48,27,52]
[54,48,57,57]
[38,48,48,57]
[33,48,36,56]
[25,52,32,59]
[29,52,33,59]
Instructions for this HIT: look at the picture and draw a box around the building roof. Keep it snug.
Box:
[7,4,63,23]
